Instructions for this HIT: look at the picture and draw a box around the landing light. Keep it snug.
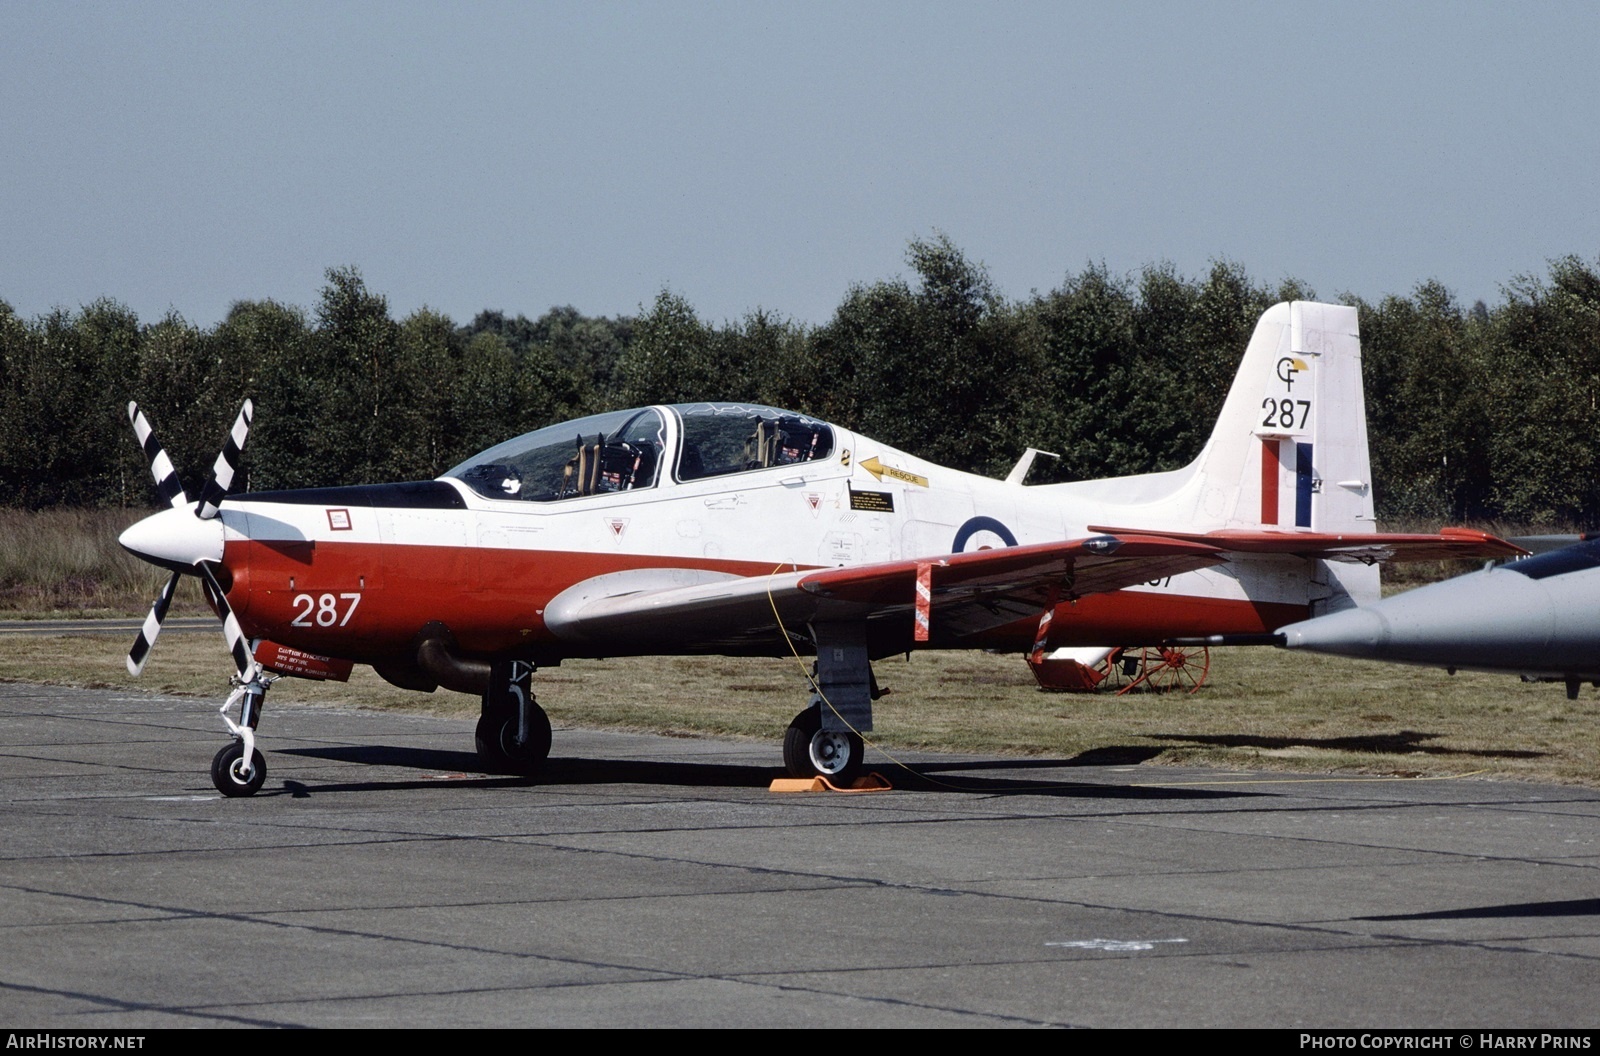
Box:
[1082,536,1123,555]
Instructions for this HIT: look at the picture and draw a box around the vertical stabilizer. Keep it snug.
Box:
[1185,301,1373,535]
[1048,300,1379,594]
[1180,301,1378,609]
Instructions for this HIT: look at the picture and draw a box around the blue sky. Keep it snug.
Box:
[4,1,1596,327]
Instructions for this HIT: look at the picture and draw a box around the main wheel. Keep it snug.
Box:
[476,704,552,775]
[211,741,266,797]
[782,707,865,784]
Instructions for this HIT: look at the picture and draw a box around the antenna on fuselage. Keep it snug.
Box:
[1005,448,1060,485]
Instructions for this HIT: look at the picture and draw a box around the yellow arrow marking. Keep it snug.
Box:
[861,456,928,488]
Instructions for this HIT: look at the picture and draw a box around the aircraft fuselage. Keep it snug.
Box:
[212,408,1309,673]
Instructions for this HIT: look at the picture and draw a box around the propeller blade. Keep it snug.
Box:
[127,571,180,676]
[198,563,257,681]
[127,402,189,510]
[195,399,254,521]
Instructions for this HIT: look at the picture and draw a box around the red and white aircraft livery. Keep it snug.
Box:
[118,301,1519,796]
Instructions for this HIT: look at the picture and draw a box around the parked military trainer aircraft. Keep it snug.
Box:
[119,301,1519,796]
[1277,534,1599,698]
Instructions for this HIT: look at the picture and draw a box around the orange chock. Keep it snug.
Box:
[768,772,892,794]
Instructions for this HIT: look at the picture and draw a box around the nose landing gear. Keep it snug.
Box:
[211,670,274,797]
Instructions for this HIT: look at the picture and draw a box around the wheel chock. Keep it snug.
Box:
[768,772,892,794]
[769,777,826,792]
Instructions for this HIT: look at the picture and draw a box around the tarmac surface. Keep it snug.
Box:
[3,679,1599,1029]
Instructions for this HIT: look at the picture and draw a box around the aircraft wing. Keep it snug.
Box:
[543,535,1228,654]
[1087,526,1526,564]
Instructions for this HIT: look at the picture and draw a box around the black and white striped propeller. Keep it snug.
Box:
[122,400,255,679]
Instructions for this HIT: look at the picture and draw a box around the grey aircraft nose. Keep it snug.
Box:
[1278,606,1387,659]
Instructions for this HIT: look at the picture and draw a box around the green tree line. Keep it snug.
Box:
[3,245,1598,525]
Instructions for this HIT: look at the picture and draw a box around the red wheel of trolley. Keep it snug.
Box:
[1114,646,1210,694]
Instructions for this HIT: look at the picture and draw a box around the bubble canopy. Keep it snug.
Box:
[446,403,834,502]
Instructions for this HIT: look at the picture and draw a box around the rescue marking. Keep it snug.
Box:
[860,455,928,488]
[326,508,352,531]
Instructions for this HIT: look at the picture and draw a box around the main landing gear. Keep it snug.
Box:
[781,623,878,784]
[475,660,551,775]
[212,670,274,797]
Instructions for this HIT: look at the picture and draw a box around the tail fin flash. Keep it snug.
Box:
[1099,301,1377,611]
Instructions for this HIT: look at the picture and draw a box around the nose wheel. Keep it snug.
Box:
[211,741,267,797]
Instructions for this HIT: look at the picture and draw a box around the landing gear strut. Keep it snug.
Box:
[212,670,273,797]
[782,622,876,783]
[476,660,551,775]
